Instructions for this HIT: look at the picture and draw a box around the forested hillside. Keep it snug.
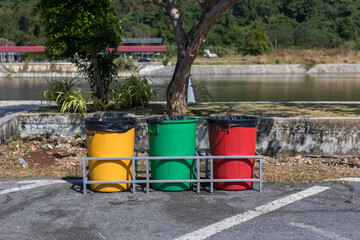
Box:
[1,0,359,54]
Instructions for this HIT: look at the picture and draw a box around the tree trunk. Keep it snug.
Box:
[166,52,194,115]
[91,49,103,100]
[153,0,242,115]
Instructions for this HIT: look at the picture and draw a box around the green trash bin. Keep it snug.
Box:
[146,116,198,191]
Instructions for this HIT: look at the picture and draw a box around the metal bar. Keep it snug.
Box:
[146,159,149,194]
[259,154,263,192]
[210,157,214,193]
[205,157,209,178]
[83,155,261,161]
[132,159,136,194]
[82,157,86,195]
[81,150,263,194]
[85,179,261,184]
[197,158,200,193]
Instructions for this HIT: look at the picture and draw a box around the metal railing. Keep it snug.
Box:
[82,149,262,194]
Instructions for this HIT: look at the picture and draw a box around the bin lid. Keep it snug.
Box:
[84,117,136,133]
[207,115,258,127]
[146,115,187,124]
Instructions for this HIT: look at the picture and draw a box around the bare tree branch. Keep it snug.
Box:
[188,0,241,55]
[151,0,242,114]
[151,0,168,7]
[153,0,186,50]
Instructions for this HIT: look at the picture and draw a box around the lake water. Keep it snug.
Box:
[1,73,360,102]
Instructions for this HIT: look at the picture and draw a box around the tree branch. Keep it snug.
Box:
[152,0,168,7]
[188,0,241,55]
[152,0,186,50]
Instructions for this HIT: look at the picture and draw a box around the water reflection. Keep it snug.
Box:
[192,73,360,102]
[0,78,90,100]
[1,73,360,101]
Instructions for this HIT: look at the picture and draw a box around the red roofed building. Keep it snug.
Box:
[0,45,167,62]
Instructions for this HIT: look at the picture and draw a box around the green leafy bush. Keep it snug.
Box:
[42,78,77,105]
[115,57,136,71]
[111,75,154,109]
[42,78,87,115]
[56,89,87,116]
[241,19,273,55]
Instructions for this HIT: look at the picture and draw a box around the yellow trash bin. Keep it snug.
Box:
[85,117,136,192]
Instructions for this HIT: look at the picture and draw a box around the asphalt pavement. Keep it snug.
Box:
[0,178,359,240]
[0,101,44,120]
[1,101,360,239]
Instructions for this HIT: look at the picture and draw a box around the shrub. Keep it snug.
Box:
[115,57,136,71]
[42,78,87,115]
[242,19,273,55]
[111,75,155,109]
[56,88,87,116]
[42,78,77,105]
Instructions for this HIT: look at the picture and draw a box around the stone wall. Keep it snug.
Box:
[0,114,19,145]
[3,63,360,78]
[0,62,137,78]
[2,62,78,73]
[141,64,360,77]
[10,113,360,156]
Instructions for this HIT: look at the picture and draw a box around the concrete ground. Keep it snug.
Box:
[1,101,359,239]
[0,100,43,121]
[0,178,359,240]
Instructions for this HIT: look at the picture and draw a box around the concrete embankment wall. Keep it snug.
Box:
[1,113,358,156]
[2,63,360,78]
[0,62,136,78]
[0,114,20,145]
[140,64,360,77]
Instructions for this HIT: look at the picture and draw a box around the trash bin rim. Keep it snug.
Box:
[84,116,137,123]
[84,117,136,133]
[160,117,198,124]
[146,116,198,125]
[207,115,258,127]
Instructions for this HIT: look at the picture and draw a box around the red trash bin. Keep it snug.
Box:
[207,116,258,190]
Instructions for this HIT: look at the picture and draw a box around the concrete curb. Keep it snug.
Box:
[3,63,360,78]
[0,101,45,144]
[1,113,359,156]
[141,64,360,77]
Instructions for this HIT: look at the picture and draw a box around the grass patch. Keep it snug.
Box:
[169,48,360,66]
[263,164,360,183]
[30,103,360,118]
[188,103,360,118]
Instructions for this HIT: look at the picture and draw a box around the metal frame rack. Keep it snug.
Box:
[82,150,262,194]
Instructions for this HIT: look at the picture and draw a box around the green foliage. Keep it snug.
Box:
[162,57,169,66]
[44,132,51,139]
[56,88,87,116]
[12,132,21,141]
[35,0,121,101]
[42,78,77,105]
[303,63,316,72]
[111,75,155,109]
[242,19,273,55]
[74,131,83,139]
[2,0,360,52]
[42,78,87,116]
[0,37,15,46]
[115,57,136,71]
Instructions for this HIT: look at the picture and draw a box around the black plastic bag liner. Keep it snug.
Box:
[207,116,258,128]
[146,115,187,124]
[84,117,136,133]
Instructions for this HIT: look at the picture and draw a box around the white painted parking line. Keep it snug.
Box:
[0,179,65,195]
[289,222,350,240]
[174,186,331,240]
[336,177,360,182]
